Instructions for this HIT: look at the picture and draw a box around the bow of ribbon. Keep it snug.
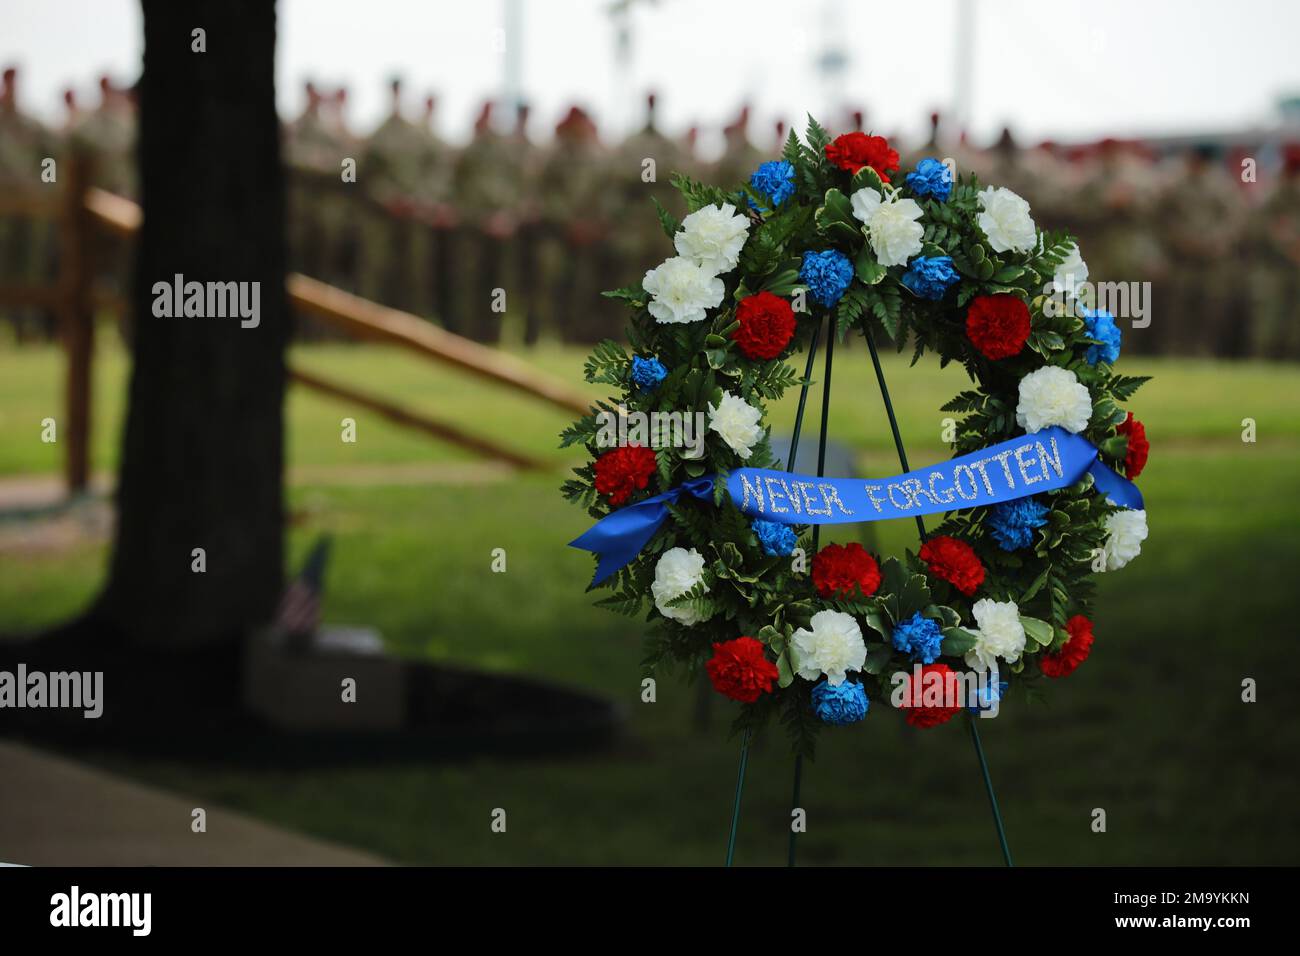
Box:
[568,475,715,585]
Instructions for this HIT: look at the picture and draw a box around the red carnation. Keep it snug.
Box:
[1116,412,1149,479]
[706,636,780,703]
[965,294,1032,360]
[1040,615,1095,679]
[898,662,964,729]
[918,535,985,597]
[733,291,797,361]
[593,444,658,506]
[811,542,881,599]
[823,132,899,183]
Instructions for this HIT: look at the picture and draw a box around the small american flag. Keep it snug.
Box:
[273,535,331,638]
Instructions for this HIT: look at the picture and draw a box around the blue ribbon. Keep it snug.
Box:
[570,428,1142,583]
[568,476,715,585]
[727,426,1142,525]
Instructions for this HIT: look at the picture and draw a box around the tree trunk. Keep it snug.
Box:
[99,0,287,648]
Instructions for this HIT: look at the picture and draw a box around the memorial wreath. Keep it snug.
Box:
[562,118,1150,755]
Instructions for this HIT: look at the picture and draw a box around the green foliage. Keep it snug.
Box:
[583,339,629,386]
[651,197,680,240]
[670,172,734,213]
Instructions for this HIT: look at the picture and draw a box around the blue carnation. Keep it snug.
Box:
[799,249,854,307]
[811,680,869,726]
[1080,307,1122,365]
[748,160,796,212]
[901,255,960,301]
[630,355,668,391]
[891,611,943,664]
[987,497,1050,551]
[752,518,798,557]
[905,157,953,201]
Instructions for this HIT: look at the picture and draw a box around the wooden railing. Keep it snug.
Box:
[0,158,593,492]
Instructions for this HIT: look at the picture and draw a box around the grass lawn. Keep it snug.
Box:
[2,335,1298,864]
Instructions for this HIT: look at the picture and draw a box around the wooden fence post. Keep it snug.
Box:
[59,152,95,494]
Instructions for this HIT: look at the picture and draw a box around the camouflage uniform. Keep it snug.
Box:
[711,105,764,191]
[1069,142,1167,352]
[358,79,429,311]
[451,101,523,342]
[506,104,546,344]
[285,83,359,297]
[1154,147,1245,355]
[69,76,137,198]
[535,106,618,343]
[609,95,687,298]
[1244,147,1300,358]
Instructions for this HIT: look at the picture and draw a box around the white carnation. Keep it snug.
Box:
[965,598,1026,672]
[791,609,866,686]
[643,256,725,324]
[651,547,710,625]
[850,186,924,267]
[1015,366,1093,434]
[1052,242,1089,297]
[977,186,1037,254]
[674,202,750,275]
[708,391,764,460]
[1102,508,1148,571]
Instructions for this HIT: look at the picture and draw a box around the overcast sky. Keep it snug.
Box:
[3,0,1298,152]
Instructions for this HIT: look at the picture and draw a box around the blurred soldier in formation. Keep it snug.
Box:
[1155,144,1246,355]
[610,93,687,291]
[1244,144,1300,357]
[285,80,345,288]
[680,123,701,172]
[70,75,138,331]
[59,88,81,134]
[897,111,939,170]
[506,102,546,344]
[358,77,432,311]
[974,127,1067,225]
[452,100,525,342]
[1069,139,1166,352]
[69,75,136,198]
[536,105,617,342]
[415,93,460,329]
[986,130,1074,228]
[772,118,788,153]
[712,104,764,189]
[0,66,58,340]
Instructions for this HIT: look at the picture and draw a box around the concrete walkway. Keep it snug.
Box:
[0,741,386,866]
